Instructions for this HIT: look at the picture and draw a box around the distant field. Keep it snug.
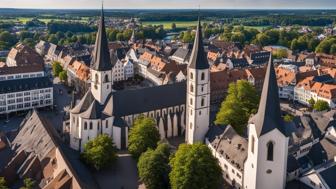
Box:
[142,21,269,31]
[240,25,270,31]
[142,21,207,29]
[0,17,89,24]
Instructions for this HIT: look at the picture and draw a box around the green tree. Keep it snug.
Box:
[231,32,245,44]
[273,49,288,59]
[171,23,177,31]
[59,70,68,82]
[20,178,35,189]
[330,44,336,55]
[284,114,294,122]
[116,33,124,41]
[169,143,222,189]
[52,61,63,77]
[81,134,117,171]
[308,98,315,108]
[129,116,160,159]
[0,177,9,189]
[215,80,259,134]
[256,33,271,46]
[314,100,329,111]
[137,143,170,189]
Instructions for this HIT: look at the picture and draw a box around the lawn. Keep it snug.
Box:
[142,21,205,29]
[0,17,89,24]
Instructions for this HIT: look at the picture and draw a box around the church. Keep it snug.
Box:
[68,7,336,189]
[69,8,188,151]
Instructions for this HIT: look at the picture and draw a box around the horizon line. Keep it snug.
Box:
[1,7,336,10]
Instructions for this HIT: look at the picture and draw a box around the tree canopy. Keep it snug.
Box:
[313,100,329,111]
[0,177,8,189]
[59,70,68,82]
[52,61,63,77]
[137,143,171,189]
[19,178,35,189]
[128,116,160,159]
[169,143,222,189]
[215,80,259,134]
[81,134,117,171]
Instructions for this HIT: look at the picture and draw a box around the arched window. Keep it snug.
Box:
[84,122,87,130]
[267,141,274,161]
[89,122,93,130]
[104,74,109,82]
[106,120,108,128]
[201,98,205,106]
[190,122,192,129]
[190,72,193,80]
[95,74,99,84]
[251,136,255,154]
[190,84,194,92]
[201,72,205,80]
[190,98,193,105]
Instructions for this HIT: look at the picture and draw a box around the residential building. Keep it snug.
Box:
[0,44,53,114]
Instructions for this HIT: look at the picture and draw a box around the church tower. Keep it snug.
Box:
[90,6,114,104]
[186,18,210,144]
[243,59,288,189]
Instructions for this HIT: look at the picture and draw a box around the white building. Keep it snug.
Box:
[69,8,186,151]
[112,58,124,82]
[0,44,53,114]
[123,59,134,80]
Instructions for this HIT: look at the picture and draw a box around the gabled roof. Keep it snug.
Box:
[188,18,209,70]
[253,59,285,137]
[80,100,104,119]
[90,7,113,71]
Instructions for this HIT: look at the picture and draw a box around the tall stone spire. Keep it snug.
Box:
[188,17,209,69]
[254,57,284,136]
[91,4,113,71]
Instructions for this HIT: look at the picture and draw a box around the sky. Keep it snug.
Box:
[0,0,336,9]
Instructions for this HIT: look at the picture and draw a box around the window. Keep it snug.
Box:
[201,72,205,80]
[267,141,274,161]
[89,122,93,130]
[190,72,193,79]
[84,122,87,130]
[201,98,205,106]
[105,74,109,82]
[190,98,193,105]
[189,122,192,129]
[190,84,194,92]
[251,136,255,154]
[95,74,99,85]
[106,120,108,128]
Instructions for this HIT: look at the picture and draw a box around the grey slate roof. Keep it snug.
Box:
[229,58,249,68]
[250,51,271,65]
[80,100,104,119]
[188,18,209,70]
[172,48,190,61]
[70,90,95,114]
[103,82,186,117]
[0,76,52,94]
[9,110,99,189]
[90,7,113,71]
[252,59,285,137]
[307,136,336,165]
[319,164,336,189]
[206,125,248,171]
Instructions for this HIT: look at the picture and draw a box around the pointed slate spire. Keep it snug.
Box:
[91,4,113,71]
[188,17,209,69]
[254,57,285,137]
